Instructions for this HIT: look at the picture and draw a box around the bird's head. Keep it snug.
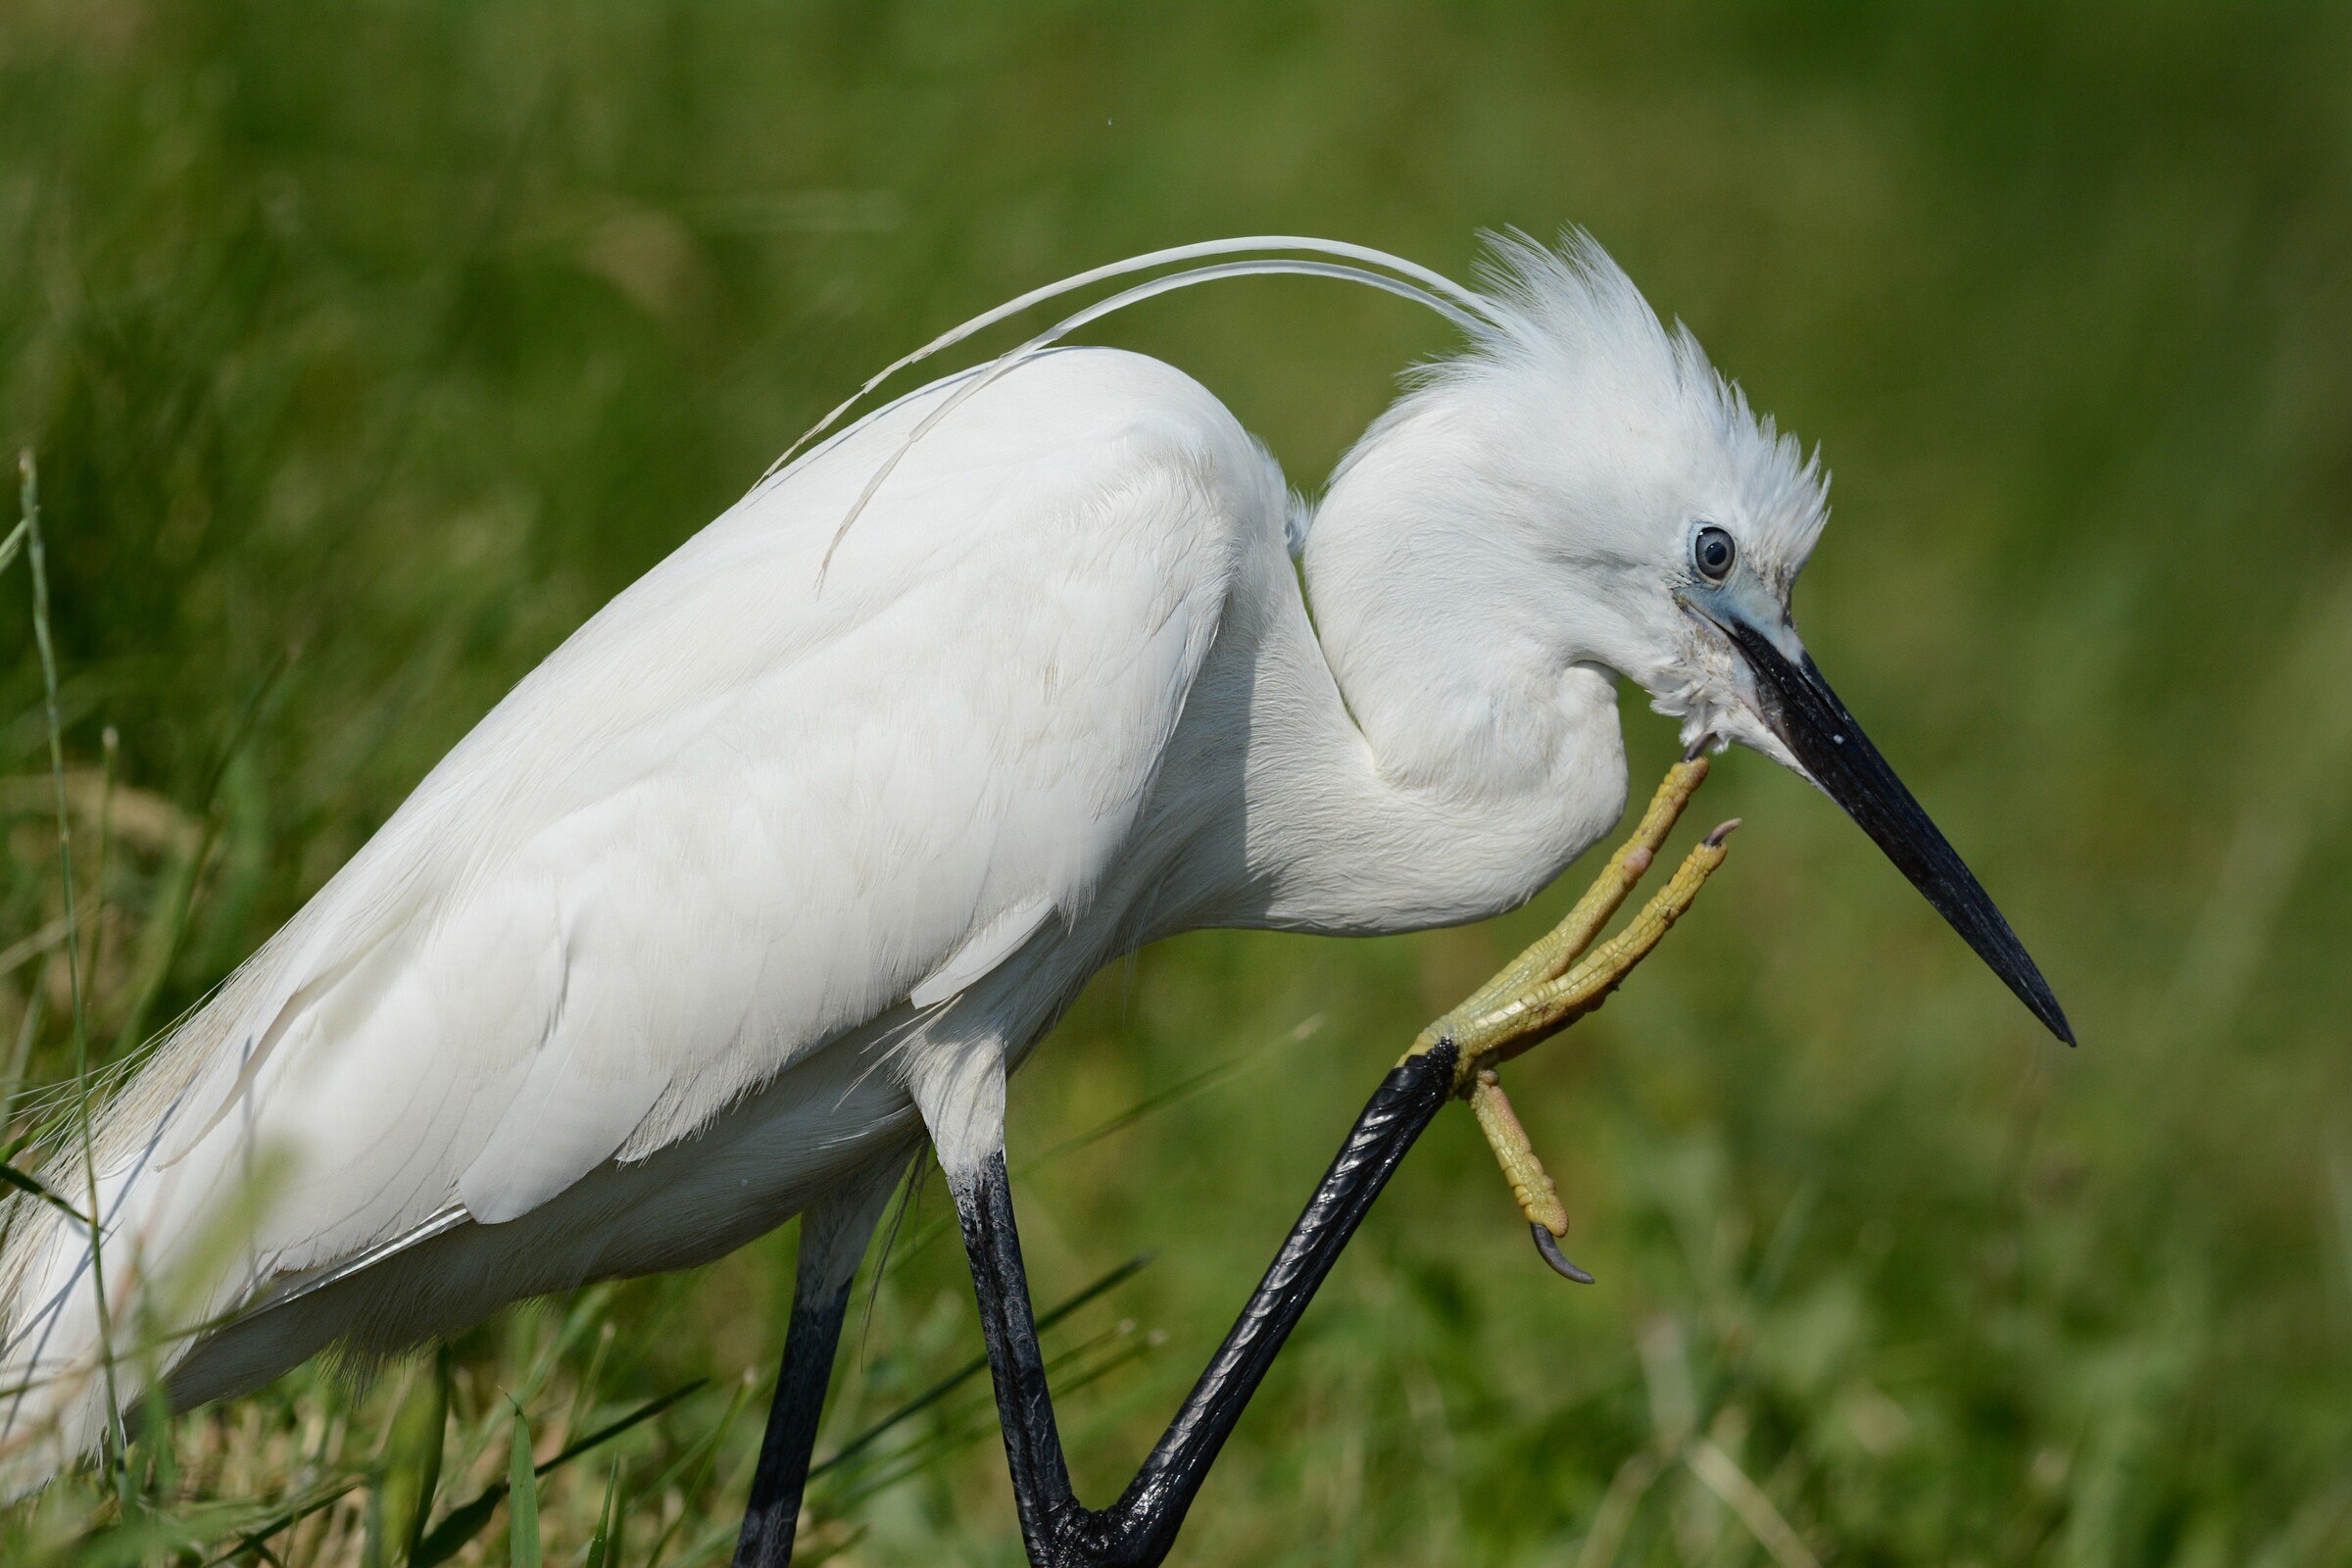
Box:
[1402,230,2072,1044]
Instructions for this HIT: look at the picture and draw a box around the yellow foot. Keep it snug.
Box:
[1408,749,1740,1281]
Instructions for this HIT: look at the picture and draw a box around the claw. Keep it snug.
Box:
[1530,1222,1594,1285]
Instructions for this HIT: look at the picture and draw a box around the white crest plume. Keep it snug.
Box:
[1431,228,1831,585]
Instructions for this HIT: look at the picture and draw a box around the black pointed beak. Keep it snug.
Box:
[1721,616,2074,1046]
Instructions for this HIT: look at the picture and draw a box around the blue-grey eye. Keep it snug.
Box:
[1691,524,1736,582]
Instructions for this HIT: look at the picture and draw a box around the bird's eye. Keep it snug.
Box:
[1691,524,1737,583]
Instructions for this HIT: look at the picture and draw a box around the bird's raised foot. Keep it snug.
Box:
[1405,752,1740,1276]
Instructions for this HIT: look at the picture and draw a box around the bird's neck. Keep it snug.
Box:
[1194,400,1633,936]
[1302,397,1629,799]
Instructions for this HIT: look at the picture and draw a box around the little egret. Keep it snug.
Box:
[0,230,2068,1565]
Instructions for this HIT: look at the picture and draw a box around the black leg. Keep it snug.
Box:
[733,1273,854,1568]
[950,1039,1459,1568]
[733,1152,907,1568]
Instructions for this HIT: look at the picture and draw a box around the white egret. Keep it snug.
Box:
[0,230,2067,1566]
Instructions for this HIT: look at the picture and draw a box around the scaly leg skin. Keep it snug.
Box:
[1411,749,1738,1278]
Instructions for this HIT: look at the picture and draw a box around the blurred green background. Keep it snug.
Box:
[3,3,2350,1564]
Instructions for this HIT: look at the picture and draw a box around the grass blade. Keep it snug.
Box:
[410,1380,702,1568]
[380,1348,448,1565]
[21,448,123,1459]
[832,1324,1156,1508]
[884,1015,1324,1271]
[198,1478,367,1567]
[811,1251,1151,1481]
[507,1409,541,1568]
[1021,1015,1322,1171]
[109,648,292,1059]
[1685,1439,1822,1568]
[584,1458,623,1568]
[0,1155,95,1227]
[643,1378,752,1568]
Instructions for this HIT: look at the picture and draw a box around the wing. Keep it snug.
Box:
[80,347,1270,1290]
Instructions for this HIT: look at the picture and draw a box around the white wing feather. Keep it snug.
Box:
[0,347,1265,1468]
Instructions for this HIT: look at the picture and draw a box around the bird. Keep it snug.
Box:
[0,229,2069,1566]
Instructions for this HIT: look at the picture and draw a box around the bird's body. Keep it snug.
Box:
[0,237,2068,1554]
[0,339,1625,1476]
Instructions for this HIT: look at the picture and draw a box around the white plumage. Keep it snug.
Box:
[0,231,1931,1490]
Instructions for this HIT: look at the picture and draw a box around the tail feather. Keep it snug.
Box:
[0,975,291,1494]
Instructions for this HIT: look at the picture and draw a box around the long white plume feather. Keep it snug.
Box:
[816,254,1489,573]
[764,235,1494,485]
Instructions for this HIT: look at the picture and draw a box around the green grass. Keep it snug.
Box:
[3,2,2350,1563]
